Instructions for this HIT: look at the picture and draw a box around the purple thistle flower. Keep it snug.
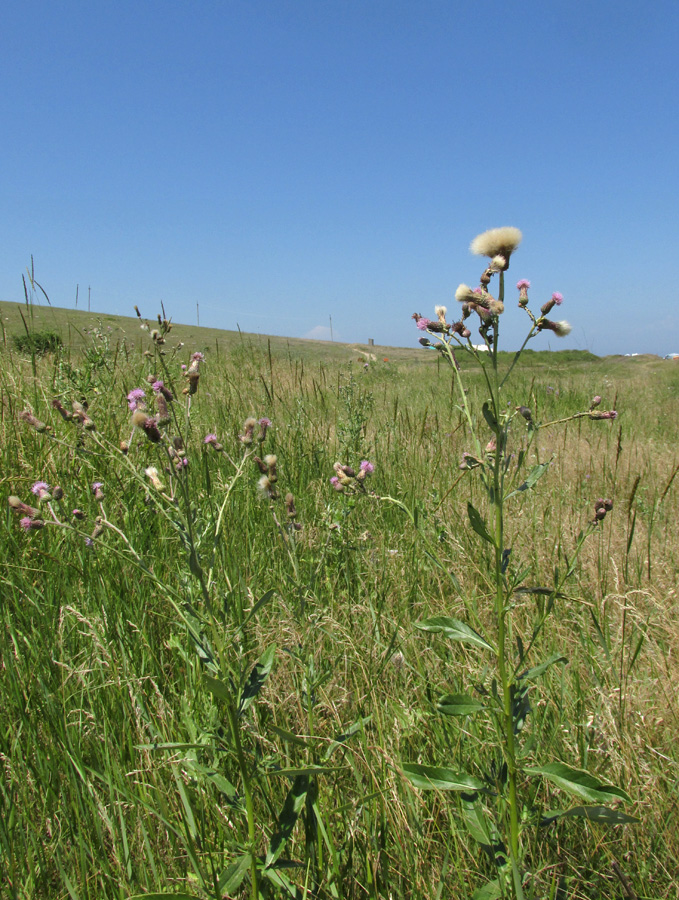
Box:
[416,318,431,331]
[190,352,205,362]
[92,482,105,501]
[204,433,218,444]
[21,516,45,531]
[359,460,375,475]
[127,387,146,411]
[516,279,531,290]
[551,292,563,305]
[32,481,50,496]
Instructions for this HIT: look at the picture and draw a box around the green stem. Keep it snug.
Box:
[226,701,258,900]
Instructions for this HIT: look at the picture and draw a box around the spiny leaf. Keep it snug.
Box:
[527,762,632,804]
[218,853,252,894]
[507,461,551,499]
[541,806,640,826]
[467,502,496,546]
[266,774,311,867]
[416,616,494,652]
[402,763,484,792]
[239,644,276,714]
[518,654,568,682]
[436,693,484,716]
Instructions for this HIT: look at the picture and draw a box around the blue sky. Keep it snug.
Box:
[1,0,677,355]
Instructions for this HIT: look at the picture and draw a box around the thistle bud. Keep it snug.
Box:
[52,485,64,501]
[258,417,271,442]
[8,496,41,518]
[240,417,257,446]
[264,454,278,482]
[20,410,50,433]
[516,279,530,307]
[52,398,73,421]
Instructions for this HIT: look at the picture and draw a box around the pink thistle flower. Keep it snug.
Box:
[551,292,563,305]
[92,482,105,501]
[359,460,375,474]
[516,279,531,290]
[127,388,146,411]
[152,380,175,402]
[190,352,205,362]
[32,481,50,497]
[21,516,45,531]
[416,318,431,331]
[204,433,218,444]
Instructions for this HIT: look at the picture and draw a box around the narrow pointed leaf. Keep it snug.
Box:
[239,644,276,714]
[324,715,372,760]
[472,881,503,900]
[266,774,310,867]
[507,462,551,499]
[416,616,494,652]
[467,502,496,546]
[527,762,632,804]
[402,763,484,792]
[218,853,252,894]
[482,401,498,433]
[204,674,232,703]
[541,805,639,826]
[519,654,568,682]
[436,693,484,716]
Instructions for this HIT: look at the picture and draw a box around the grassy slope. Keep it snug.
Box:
[2,305,678,899]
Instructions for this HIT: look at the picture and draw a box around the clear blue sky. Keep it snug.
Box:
[2,0,677,355]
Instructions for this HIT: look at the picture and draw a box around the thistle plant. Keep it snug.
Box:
[403,228,634,899]
[10,322,341,900]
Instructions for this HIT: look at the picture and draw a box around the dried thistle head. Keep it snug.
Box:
[470,227,522,265]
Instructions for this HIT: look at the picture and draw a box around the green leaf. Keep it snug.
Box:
[324,715,372,760]
[204,674,232,703]
[541,806,640,826]
[467,502,496,546]
[482,400,498,433]
[263,766,341,777]
[518,654,568,682]
[507,461,551,499]
[266,774,310,867]
[416,616,494,652]
[402,763,484,792]
[436,693,484,716]
[183,760,244,811]
[472,881,503,900]
[460,795,506,865]
[527,762,632,804]
[238,588,276,631]
[269,724,310,748]
[239,644,276,714]
[128,894,204,899]
[218,853,252,894]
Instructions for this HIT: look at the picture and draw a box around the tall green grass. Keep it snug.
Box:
[1,323,678,899]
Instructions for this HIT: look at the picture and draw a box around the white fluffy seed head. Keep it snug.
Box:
[470,227,522,259]
[455,284,476,303]
[553,320,572,337]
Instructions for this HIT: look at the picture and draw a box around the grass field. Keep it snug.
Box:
[2,297,678,900]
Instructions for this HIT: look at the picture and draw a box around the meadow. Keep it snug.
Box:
[2,294,679,900]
